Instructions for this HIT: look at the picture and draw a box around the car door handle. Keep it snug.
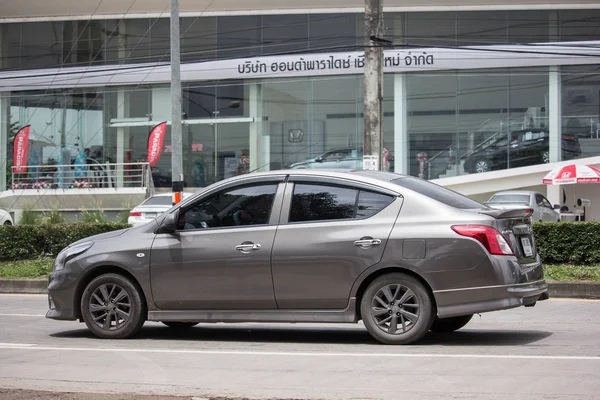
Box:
[235,243,261,252]
[354,238,382,247]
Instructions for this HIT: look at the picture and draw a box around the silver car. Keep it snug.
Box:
[486,191,560,222]
[46,170,548,345]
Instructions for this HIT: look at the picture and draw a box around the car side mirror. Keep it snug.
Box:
[315,156,323,163]
[553,204,561,210]
[155,211,178,234]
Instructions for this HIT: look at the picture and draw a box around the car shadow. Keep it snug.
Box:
[50,324,552,346]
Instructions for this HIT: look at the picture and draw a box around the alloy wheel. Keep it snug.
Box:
[475,160,489,173]
[370,284,420,335]
[89,283,131,331]
[542,151,550,163]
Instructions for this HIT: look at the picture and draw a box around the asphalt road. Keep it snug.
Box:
[0,294,599,400]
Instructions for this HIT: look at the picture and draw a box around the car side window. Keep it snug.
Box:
[535,194,545,206]
[178,184,278,230]
[356,191,395,218]
[542,197,553,209]
[290,184,358,222]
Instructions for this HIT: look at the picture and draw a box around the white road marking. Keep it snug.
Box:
[0,344,598,361]
[0,313,45,317]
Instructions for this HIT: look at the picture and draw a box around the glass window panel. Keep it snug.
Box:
[290,183,358,222]
[217,16,261,59]
[262,15,309,56]
[404,12,457,47]
[309,14,358,52]
[181,184,278,229]
[356,191,394,218]
[559,10,600,42]
[561,65,600,161]
[149,18,171,61]
[20,22,64,69]
[457,11,507,45]
[181,17,217,62]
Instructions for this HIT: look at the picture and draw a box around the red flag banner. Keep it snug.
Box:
[147,121,167,167]
[13,125,31,173]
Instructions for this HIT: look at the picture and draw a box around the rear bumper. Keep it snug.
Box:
[435,279,549,318]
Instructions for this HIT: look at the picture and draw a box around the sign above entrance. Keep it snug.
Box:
[2,41,600,92]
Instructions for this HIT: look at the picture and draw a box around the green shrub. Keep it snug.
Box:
[533,222,600,265]
[0,222,130,261]
[18,206,40,225]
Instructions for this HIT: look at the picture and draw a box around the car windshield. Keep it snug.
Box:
[488,194,530,204]
[391,177,487,209]
[141,196,173,206]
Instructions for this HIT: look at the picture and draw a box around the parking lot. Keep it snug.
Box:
[0,294,599,399]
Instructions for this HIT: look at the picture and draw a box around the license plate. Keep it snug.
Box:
[144,213,157,218]
[521,237,533,257]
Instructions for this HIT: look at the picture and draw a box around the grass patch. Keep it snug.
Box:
[544,264,600,282]
[0,259,599,282]
[0,258,53,279]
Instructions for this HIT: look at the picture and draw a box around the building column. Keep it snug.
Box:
[0,94,9,191]
[394,74,408,174]
[116,90,126,188]
[249,83,268,172]
[549,66,562,163]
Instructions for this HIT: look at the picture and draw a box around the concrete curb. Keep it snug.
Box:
[0,279,47,294]
[1,279,599,299]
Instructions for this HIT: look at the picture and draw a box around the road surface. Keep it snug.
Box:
[0,294,599,399]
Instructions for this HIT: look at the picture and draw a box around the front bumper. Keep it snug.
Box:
[434,257,549,319]
[45,266,81,321]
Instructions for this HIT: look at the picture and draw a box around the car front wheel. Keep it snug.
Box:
[430,314,473,333]
[361,273,434,345]
[81,273,146,339]
[474,159,490,173]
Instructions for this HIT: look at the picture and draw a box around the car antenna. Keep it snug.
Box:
[247,142,321,174]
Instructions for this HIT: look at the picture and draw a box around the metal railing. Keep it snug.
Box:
[11,162,151,191]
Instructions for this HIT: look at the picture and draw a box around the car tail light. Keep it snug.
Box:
[451,225,513,256]
[129,211,142,217]
[562,135,576,141]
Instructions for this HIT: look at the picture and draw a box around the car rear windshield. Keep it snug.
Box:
[391,177,487,210]
[142,196,173,206]
[488,194,530,204]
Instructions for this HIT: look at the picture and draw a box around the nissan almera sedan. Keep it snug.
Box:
[46,170,548,345]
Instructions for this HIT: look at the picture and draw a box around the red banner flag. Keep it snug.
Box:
[13,125,31,173]
[147,121,167,167]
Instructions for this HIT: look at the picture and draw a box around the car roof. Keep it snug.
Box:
[216,169,407,192]
[491,190,538,196]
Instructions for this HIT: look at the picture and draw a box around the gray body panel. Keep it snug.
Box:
[46,169,548,327]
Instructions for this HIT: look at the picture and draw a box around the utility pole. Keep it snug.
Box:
[170,0,184,204]
[363,0,384,171]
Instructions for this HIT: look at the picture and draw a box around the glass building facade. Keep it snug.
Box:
[1,9,600,190]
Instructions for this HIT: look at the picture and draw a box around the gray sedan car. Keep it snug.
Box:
[47,170,548,345]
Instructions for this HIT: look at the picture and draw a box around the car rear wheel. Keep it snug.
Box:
[81,273,146,339]
[542,151,550,163]
[361,273,434,345]
[430,314,473,333]
[161,321,199,329]
[3,221,11,225]
[474,159,490,173]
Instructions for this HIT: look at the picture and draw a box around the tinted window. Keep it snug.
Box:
[489,194,530,204]
[392,177,486,210]
[535,194,545,205]
[179,184,277,230]
[356,191,394,218]
[290,184,358,222]
[142,196,173,206]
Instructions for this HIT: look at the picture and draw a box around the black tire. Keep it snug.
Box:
[3,221,11,225]
[161,321,199,329]
[80,273,146,339]
[430,314,473,333]
[361,273,434,345]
